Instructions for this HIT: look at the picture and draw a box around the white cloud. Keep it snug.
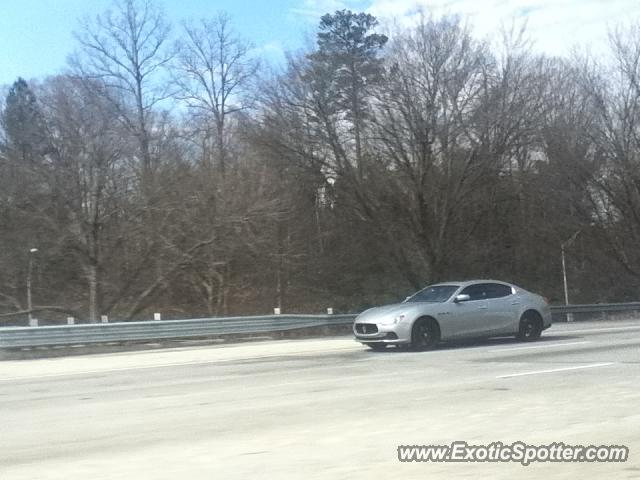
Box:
[366,0,640,57]
[252,40,286,61]
[291,0,365,20]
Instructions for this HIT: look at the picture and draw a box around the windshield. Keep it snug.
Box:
[405,285,459,303]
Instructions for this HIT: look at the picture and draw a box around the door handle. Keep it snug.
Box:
[511,302,521,305]
[478,306,488,310]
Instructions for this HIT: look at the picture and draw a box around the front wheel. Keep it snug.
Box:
[517,312,542,341]
[410,318,440,350]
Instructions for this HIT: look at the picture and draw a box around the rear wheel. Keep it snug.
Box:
[517,311,543,341]
[410,318,440,350]
[367,343,388,351]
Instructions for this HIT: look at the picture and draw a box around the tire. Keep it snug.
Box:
[367,343,388,351]
[410,318,440,350]
[517,311,543,341]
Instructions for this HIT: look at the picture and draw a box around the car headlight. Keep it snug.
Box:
[393,314,406,325]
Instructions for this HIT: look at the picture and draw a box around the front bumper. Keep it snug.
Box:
[353,322,411,344]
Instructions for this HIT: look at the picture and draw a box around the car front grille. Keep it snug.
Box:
[355,323,378,334]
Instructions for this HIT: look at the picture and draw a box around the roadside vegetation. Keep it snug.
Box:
[2,0,640,321]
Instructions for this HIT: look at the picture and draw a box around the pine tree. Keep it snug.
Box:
[308,10,388,179]
[1,78,48,162]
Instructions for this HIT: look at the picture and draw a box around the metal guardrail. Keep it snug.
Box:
[550,302,640,315]
[2,302,640,349]
[0,314,357,349]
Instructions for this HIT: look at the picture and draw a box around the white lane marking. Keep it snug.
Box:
[559,325,640,335]
[497,362,615,379]
[488,341,590,353]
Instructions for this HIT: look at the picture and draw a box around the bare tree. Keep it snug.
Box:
[368,15,496,284]
[173,13,258,175]
[475,23,555,277]
[71,0,171,177]
[38,76,130,322]
[566,24,640,282]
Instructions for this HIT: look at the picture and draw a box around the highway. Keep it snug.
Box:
[1,320,639,479]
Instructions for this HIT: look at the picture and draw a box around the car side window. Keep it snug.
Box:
[460,284,487,301]
[485,283,513,299]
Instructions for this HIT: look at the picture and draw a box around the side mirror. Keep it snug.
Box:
[454,294,470,303]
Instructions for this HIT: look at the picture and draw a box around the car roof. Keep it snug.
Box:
[429,280,515,288]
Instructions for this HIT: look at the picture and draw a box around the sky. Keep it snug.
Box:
[1,0,640,87]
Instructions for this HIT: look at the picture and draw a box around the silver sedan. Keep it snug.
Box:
[353,280,552,350]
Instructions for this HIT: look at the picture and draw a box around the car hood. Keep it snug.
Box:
[355,302,439,324]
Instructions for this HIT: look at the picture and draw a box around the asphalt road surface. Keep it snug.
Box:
[2,320,640,479]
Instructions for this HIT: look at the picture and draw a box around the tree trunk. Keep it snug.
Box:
[87,263,98,323]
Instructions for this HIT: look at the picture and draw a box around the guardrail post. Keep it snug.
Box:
[101,315,108,323]
[274,307,281,315]
[154,313,161,321]
[29,318,38,327]
[327,308,333,315]
[66,317,75,325]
